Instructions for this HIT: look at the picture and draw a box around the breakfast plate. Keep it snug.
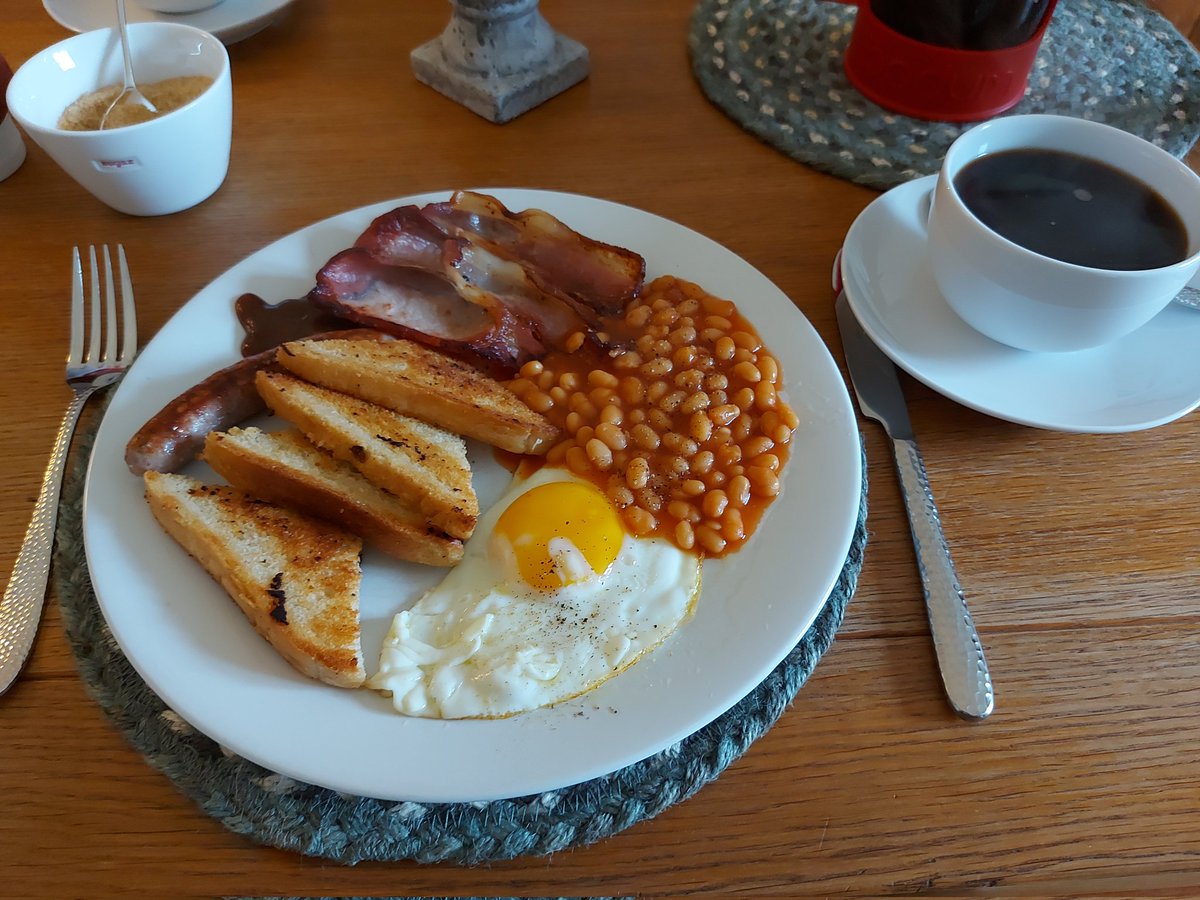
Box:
[84,189,862,803]
[841,175,1200,433]
[43,0,296,44]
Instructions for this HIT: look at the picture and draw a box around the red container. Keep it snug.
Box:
[840,0,1058,122]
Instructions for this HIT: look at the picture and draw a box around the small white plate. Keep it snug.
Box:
[43,0,296,44]
[84,188,862,803]
[840,175,1200,433]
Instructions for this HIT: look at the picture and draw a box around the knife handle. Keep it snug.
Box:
[891,436,994,720]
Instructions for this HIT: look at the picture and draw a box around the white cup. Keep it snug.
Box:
[5,22,231,216]
[927,114,1200,353]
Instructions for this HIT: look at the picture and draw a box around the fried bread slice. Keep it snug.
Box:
[275,336,559,454]
[202,427,464,566]
[143,471,366,689]
[255,370,477,539]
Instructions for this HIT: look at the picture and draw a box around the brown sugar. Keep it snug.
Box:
[57,75,214,131]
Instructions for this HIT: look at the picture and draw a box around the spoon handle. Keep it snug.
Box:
[116,0,136,91]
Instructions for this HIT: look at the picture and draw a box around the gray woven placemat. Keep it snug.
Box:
[690,0,1200,189]
[51,396,868,865]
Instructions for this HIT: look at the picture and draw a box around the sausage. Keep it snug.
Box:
[124,329,390,475]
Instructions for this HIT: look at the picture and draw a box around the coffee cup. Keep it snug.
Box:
[5,22,231,216]
[926,114,1200,353]
[0,54,26,181]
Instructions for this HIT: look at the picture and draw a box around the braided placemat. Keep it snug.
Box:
[689,0,1200,190]
[51,396,868,865]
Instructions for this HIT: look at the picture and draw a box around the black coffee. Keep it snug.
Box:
[871,0,1053,50]
[954,149,1190,271]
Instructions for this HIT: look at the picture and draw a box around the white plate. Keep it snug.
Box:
[43,0,296,44]
[840,175,1200,433]
[84,189,862,803]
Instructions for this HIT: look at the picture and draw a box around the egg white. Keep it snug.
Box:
[368,466,701,719]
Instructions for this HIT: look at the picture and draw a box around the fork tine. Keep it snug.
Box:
[69,247,84,365]
[87,246,101,364]
[101,246,118,363]
[117,245,137,363]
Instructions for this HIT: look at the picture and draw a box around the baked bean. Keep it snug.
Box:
[701,295,736,317]
[680,391,710,415]
[722,508,745,541]
[705,315,733,331]
[691,450,715,474]
[759,354,779,384]
[647,380,669,403]
[695,525,727,554]
[600,404,623,425]
[636,488,663,512]
[549,385,568,404]
[703,489,728,519]
[564,411,584,434]
[772,424,792,445]
[651,307,680,327]
[672,346,697,368]
[779,402,800,429]
[732,347,754,364]
[651,297,672,311]
[755,453,781,473]
[704,469,727,487]
[575,425,595,446]
[586,438,614,470]
[743,435,774,458]
[588,369,619,389]
[675,368,704,392]
[675,520,696,550]
[537,370,555,391]
[709,389,728,406]
[565,331,586,352]
[642,358,672,378]
[747,466,781,497]
[670,324,697,345]
[701,327,725,343]
[628,408,646,425]
[663,432,698,456]
[667,455,689,477]
[689,410,713,443]
[625,506,656,535]
[678,298,702,316]
[566,446,590,476]
[732,330,760,351]
[630,423,660,451]
[558,371,582,392]
[545,439,571,465]
[732,414,753,442]
[728,474,751,507]
[653,339,673,358]
[635,333,656,357]
[659,390,686,413]
[703,373,728,391]
[626,455,651,489]
[717,443,742,466]
[613,351,641,371]
[668,500,699,523]
[569,393,598,420]
[714,336,736,361]
[709,403,739,426]
[732,387,755,411]
[608,482,634,508]
[647,408,672,432]
[682,478,706,497]
[732,361,762,384]
[519,360,544,378]
[760,410,780,435]
[626,304,651,327]
[619,377,646,405]
[755,380,777,411]
[526,390,553,413]
[595,422,628,451]
[508,377,534,398]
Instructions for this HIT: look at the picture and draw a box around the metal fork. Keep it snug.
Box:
[0,246,138,697]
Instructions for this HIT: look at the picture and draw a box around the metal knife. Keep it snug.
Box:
[835,292,994,720]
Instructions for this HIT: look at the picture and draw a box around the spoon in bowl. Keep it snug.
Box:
[99,0,157,130]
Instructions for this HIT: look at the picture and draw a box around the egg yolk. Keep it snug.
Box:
[493,479,624,591]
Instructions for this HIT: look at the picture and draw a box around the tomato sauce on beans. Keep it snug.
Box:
[505,276,799,557]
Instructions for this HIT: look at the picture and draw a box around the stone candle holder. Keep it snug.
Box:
[411,0,589,124]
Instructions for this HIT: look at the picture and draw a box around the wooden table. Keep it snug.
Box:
[3,2,1199,896]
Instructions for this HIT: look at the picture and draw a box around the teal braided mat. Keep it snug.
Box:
[690,0,1200,190]
[51,397,868,865]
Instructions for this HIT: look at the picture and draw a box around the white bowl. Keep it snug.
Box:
[5,22,231,215]
[139,0,224,13]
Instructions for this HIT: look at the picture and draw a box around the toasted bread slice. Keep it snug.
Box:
[275,337,559,454]
[202,427,464,567]
[256,370,477,539]
[143,471,365,689]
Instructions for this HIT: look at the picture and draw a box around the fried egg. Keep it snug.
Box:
[368,466,701,719]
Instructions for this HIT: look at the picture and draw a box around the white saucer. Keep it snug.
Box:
[43,0,296,44]
[839,175,1200,433]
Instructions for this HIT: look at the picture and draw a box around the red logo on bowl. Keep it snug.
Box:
[94,158,140,171]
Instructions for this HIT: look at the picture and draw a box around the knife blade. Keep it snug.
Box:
[835,292,994,720]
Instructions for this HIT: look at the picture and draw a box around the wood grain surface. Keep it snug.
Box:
[2,1,1199,897]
